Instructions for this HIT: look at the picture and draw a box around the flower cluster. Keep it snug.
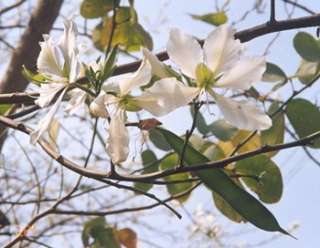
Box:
[29,20,272,164]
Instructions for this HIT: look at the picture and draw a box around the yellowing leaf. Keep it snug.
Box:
[231,130,261,154]
[92,8,153,52]
[191,12,228,26]
[80,0,118,19]
[116,228,137,248]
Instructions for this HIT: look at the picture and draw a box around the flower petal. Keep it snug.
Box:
[119,59,152,96]
[89,92,109,118]
[35,83,65,108]
[37,35,64,79]
[30,88,68,144]
[213,93,272,131]
[58,19,78,67]
[167,28,203,79]
[65,89,87,115]
[204,24,243,74]
[142,48,169,78]
[69,52,82,83]
[135,78,200,116]
[106,111,129,164]
[215,57,266,90]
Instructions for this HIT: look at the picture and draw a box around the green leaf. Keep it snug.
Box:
[235,155,283,203]
[191,12,228,26]
[80,0,117,19]
[157,127,288,234]
[0,104,12,115]
[261,102,285,157]
[82,217,120,248]
[22,66,48,85]
[262,63,287,84]
[148,128,171,151]
[134,150,159,193]
[92,9,153,53]
[296,59,320,85]
[212,191,246,223]
[205,145,246,223]
[293,32,320,62]
[160,153,193,202]
[209,119,237,141]
[286,98,320,148]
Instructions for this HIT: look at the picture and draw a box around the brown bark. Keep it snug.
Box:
[0,0,64,148]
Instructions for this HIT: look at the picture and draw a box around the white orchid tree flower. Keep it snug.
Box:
[31,20,84,145]
[167,24,272,131]
[100,57,198,164]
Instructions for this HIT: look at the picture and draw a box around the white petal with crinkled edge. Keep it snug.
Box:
[204,24,243,74]
[213,93,272,131]
[30,88,68,144]
[65,89,87,115]
[135,78,200,117]
[69,52,82,83]
[58,19,78,67]
[119,59,152,96]
[89,92,109,118]
[106,110,129,164]
[37,35,65,78]
[167,28,203,79]
[35,83,65,108]
[142,48,169,78]
[215,57,266,90]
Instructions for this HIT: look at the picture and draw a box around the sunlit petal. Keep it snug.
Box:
[89,92,109,118]
[167,28,203,78]
[65,89,87,115]
[69,52,82,83]
[204,24,243,74]
[58,19,78,67]
[213,93,272,131]
[142,48,169,78]
[30,88,68,144]
[37,35,64,78]
[215,57,266,90]
[106,110,129,164]
[119,59,152,96]
[135,78,200,116]
[35,83,65,108]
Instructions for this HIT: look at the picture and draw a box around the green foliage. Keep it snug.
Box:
[0,104,12,115]
[261,102,285,157]
[80,0,118,19]
[92,7,153,52]
[160,153,194,202]
[134,150,160,193]
[210,119,237,141]
[82,217,120,248]
[263,62,287,84]
[191,12,228,26]
[286,98,320,148]
[293,32,320,62]
[190,107,210,135]
[156,127,288,234]
[235,155,283,203]
[295,59,320,85]
[22,66,48,85]
[148,128,171,151]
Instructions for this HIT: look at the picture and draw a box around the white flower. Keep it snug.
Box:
[30,87,68,145]
[167,24,272,130]
[31,20,84,145]
[99,57,198,164]
[37,20,81,84]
